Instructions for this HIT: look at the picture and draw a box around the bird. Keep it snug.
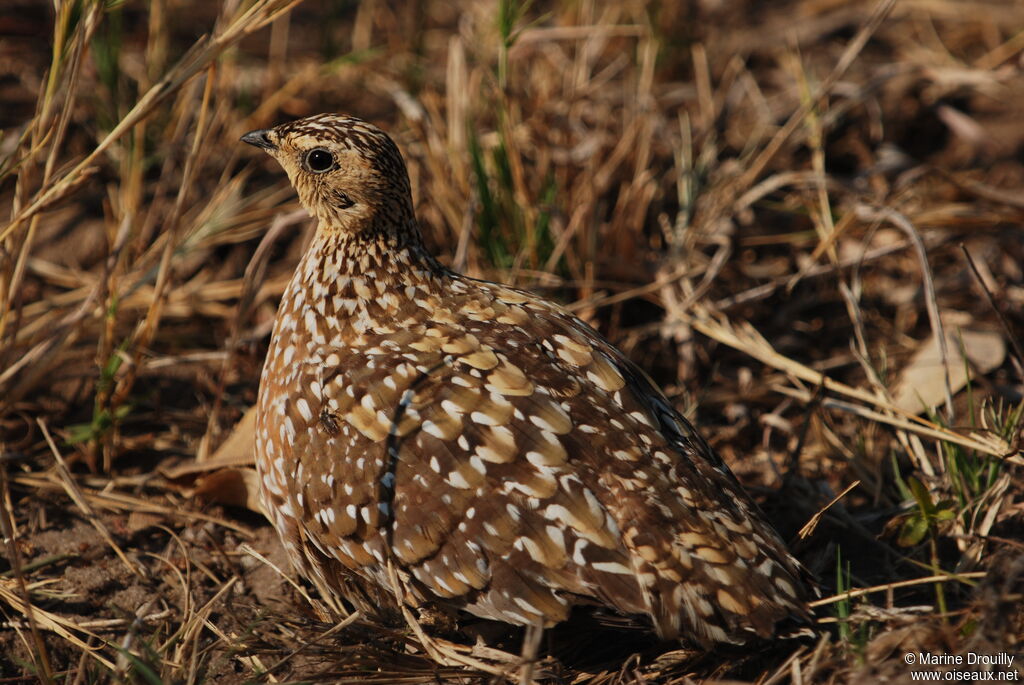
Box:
[241,113,814,647]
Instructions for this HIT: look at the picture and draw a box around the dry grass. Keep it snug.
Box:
[1,0,1022,682]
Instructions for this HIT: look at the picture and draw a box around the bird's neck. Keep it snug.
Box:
[279,221,447,341]
[310,188,419,247]
[311,222,440,276]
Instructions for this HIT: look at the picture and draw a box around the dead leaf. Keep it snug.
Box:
[161,406,257,479]
[126,511,164,533]
[207,404,257,464]
[893,328,1005,413]
[193,467,265,514]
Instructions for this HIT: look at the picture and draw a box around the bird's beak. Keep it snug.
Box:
[240,129,277,151]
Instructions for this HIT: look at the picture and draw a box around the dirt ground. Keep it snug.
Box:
[1,0,1023,682]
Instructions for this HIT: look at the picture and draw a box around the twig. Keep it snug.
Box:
[0,0,305,243]
[961,244,1024,383]
[663,303,1009,456]
[798,481,859,540]
[810,571,985,608]
[37,419,140,577]
[733,0,896,198]
[855,204,953,419]
[259,611,363,679]
[0,456,54,681]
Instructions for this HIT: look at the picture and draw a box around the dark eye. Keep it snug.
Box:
[304,148,334,173]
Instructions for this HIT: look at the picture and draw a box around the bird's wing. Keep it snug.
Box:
[284,282,811,643]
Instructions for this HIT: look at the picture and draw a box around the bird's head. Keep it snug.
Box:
[241,113,414,235]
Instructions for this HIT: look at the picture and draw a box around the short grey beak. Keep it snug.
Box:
[240,129,276,151]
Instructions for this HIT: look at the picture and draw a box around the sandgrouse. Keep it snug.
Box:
[241,113,813,646]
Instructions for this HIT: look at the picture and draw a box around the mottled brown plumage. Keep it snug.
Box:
[241,113,814,646]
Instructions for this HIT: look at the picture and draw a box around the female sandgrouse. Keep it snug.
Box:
[241,113,813,646]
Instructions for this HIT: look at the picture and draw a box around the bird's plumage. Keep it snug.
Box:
[243,113,813,646]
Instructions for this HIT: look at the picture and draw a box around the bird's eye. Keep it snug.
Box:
[304,148,334,173]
